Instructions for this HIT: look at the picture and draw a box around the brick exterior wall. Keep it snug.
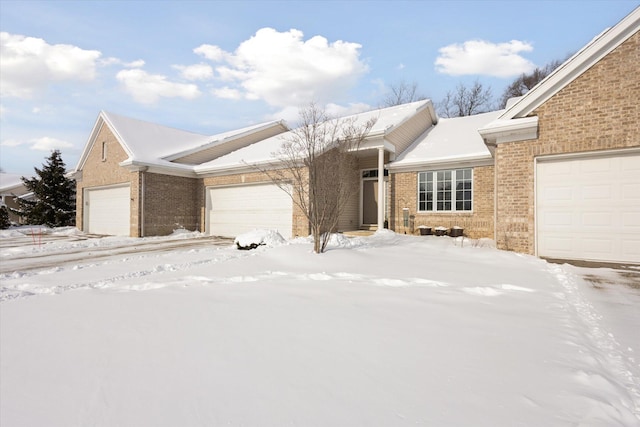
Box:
[389,165,495,238]
[142,172,201,236]
[495,31,640,254]
[75,123,141,236]
[202,170,310,238]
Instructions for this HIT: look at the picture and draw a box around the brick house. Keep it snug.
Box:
[75,7,639,264]
[478,7,639,263]
[74,101,438,239]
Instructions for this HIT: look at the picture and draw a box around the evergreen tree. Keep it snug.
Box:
[0,205,10,229]
[15,150,76,227]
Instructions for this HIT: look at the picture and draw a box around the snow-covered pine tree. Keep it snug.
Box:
[15,150,76,227]
[0,205,10,229]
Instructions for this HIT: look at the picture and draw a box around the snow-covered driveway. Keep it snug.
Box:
[1,228,639,426]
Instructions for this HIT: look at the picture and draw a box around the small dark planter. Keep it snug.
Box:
[418,226,432,236]
[434,228,448,236]
[449,227,464,238]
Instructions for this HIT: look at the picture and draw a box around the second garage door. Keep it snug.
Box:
[536,151,640,263]
[207,183,293,239]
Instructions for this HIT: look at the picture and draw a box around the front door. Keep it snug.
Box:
[362,180,379,225]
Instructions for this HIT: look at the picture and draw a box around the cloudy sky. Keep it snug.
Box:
[1,0,637,175]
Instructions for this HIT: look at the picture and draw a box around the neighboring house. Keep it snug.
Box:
[0,173,33,224]
[478,6,639,264]
[75,6,639,264]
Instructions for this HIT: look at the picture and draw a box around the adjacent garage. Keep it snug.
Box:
[536,151,640,264]
[84,185,131,236]
[206,183,293,239]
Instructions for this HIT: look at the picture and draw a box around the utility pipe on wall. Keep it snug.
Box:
[377,147,384,230]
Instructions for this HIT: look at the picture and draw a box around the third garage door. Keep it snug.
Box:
[536,151,640,263]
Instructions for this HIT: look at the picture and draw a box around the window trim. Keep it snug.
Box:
[417,168,473,213]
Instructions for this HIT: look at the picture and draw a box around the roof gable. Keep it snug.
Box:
[500,6,639,121]
[75,111,288,174]
[479,6,639,148]
[194,100,436,175]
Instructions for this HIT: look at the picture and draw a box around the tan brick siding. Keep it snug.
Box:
[142,173,201,236]
[495,31,640,254]
[75,124,141,236]
[389,165,494,238]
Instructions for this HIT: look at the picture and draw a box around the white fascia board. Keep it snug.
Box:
[478,116,539,145]
[194,159,294,177]
[387,155,494,173]
[500,7,640,120]
[354,138,396,154]
[119,160,198,178]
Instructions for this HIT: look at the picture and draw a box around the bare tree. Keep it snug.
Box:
[438,80,493,117]
[381,80,427,107]
[499,59,564,108]
[256,103,376,253]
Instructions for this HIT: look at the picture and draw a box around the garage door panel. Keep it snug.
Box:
[537,152,640,263]
[85,185,130,236]
[207,184,293,239]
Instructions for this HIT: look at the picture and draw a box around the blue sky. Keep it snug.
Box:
[1,0,637,175]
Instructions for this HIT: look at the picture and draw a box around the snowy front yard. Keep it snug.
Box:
[1,228,639,426]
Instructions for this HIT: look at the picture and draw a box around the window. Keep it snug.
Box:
[362,169,389,178]
[418,168,472,211]
[101,141,107,161]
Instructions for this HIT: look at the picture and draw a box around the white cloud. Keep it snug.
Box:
[173,63,214,81]
[324,102,372,118]
[212,86,242,100]
[0,32,102,98]
[30,137,73,151]
[194,44,227,62]
[198,28,368,107]
[116,69,201,104]
[101,58,145,68]
[435,39,535,78]
[1,138,23,147]
[266,102,372,126]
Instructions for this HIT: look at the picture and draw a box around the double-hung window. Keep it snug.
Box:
[418,168,472,212]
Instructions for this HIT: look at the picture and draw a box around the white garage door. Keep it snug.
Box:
[207,183,293,239]
[84,185,131,236]
[536,152,640,263]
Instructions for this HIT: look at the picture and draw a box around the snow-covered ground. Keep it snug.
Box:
[1,227,639,426]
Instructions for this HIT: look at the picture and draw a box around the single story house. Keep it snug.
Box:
[0,173,34,224]
[74,6,639,264]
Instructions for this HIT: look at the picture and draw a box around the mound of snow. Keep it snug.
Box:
[234,229,286,250]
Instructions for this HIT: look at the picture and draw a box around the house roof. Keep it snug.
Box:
[75,111,288,175]
[0,173,28,194]
[195,100,436,174]
[388,110,503,171]
[479,6,640,145]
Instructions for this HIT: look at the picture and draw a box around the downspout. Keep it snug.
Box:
[377,147,385,230]
[140,168,146,237]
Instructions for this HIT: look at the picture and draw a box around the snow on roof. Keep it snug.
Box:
[0,173,27,192]
[94,111,286,172]
[389,110,503,169]
[101,111,213,163]
[196,101,431,173]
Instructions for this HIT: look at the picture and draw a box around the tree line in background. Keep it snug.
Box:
[0,150,76,229]
[382,58,565,116]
